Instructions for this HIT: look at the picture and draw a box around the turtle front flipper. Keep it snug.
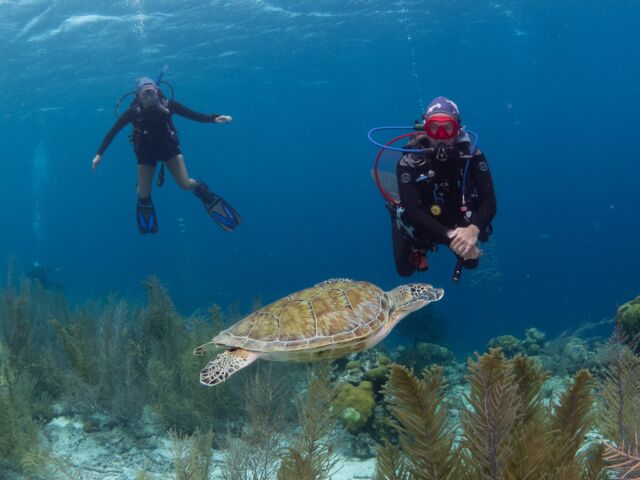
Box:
[200,348,259,386]
[193,341,224,356]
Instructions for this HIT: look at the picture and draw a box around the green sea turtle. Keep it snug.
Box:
[194,279,444,386]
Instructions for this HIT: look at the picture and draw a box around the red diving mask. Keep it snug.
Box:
[424,114,460,140]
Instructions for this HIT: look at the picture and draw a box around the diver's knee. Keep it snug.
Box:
[395,263,415,277]
[179,178,196,191]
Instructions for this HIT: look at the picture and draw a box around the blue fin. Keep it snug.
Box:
[136,198,158,234]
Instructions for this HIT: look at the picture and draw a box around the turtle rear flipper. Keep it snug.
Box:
[200,349,258,386]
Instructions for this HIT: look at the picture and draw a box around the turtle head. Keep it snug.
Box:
[387,283,444,323]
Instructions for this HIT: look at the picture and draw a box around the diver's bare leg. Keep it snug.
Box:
[137,165,156,198]
[166,154,198,190]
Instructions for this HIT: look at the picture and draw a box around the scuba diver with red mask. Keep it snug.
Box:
[91,76,241,234]
[390,96,496,278]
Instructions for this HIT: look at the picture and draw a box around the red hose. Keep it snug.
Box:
[373,132,420,206]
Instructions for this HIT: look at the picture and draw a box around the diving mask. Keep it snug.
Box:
[139,85,160,109]
[424,114,460,140]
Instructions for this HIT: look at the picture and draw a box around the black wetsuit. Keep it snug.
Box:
[391,134,497,276]
[97,99,221,165]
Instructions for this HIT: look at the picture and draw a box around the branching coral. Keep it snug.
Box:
[460,348,520,479]
[277,362,339,480]
[381,364,457,480]
[503,355,550,480]
[50,298,147,425]
[600,324,640,445]
[378,349,606,480]
[547,369,596,477]
[143,277,241,432]
[170,428,215,480]
[0,362,38,472]
[604,435,640,479]
[375,441,411,480]
[221,366,289,480]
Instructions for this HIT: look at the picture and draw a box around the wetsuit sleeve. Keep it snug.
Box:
[469,150,497,229]
[96,108,134,156]
[397,155,451,243]
[169,100,220,122]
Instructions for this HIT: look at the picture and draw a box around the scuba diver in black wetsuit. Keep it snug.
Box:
[390,96,497,279]
[92,76,241,234]
[26,261,62,290]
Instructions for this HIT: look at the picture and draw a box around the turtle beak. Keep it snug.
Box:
[412,284,444,304]
[403,286,444,311]
[432,288,445,301]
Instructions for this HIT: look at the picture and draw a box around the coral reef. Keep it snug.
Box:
[486,334,523,357]
[345,360,361,370]
[395,342,456,374]
[335,381,376,433]
[543,331,599,377]
[523,327,546,355]
[378,355,392,366]
[338,351,395,386]
[486,328,547,358]
[365,366,390,383]
[4,255,640,480]
[416,342,456,365]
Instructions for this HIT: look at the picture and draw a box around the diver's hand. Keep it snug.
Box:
[448,225,480,258]
[448,242,482,261]
[463,245,482,260]
[92,154,102,170]
[214,115,232,123]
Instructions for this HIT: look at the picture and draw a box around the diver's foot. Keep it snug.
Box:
[193,182,241,232]
[411,249,429,272]
[417,255,429,271]
[136,197,158,234]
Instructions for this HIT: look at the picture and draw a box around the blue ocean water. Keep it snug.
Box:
[1,0,638,352]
